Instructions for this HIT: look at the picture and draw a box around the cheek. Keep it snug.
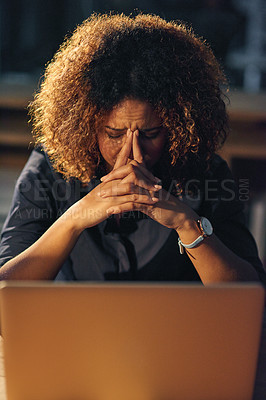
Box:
[98,137,124,166]
[143,136,166,162]
[141,135,167,169]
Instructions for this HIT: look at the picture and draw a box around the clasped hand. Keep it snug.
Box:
[71,129,197,232]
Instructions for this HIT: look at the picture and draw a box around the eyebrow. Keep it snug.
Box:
[105,125,162,132]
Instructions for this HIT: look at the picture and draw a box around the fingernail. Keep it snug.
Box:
[135,130,139,137]
[100,176,107,182]
[127,129,132,137]
[154,184,162,190]
[152,197,159,202]
[106,208,114,215]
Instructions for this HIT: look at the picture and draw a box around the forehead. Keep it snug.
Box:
[104,99,161,128]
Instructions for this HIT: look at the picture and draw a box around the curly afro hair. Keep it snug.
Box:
[29,12,228,193]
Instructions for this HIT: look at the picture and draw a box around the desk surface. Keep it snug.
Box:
[0,312,265,400]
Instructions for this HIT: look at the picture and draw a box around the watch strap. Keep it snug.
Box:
[178,235,204,254]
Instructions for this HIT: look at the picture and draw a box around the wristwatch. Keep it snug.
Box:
[178,217,213,254]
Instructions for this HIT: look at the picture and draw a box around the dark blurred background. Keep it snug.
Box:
[0,0,265,265]
[1,0,266,90]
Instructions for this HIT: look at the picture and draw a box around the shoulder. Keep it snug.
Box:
[201,154,239,205]
[16,147,72,202]
[9,147,74,216]
[199,154,241,216]
[207,154,233,180]
[179,154,235,212]
[15,147,99,209]
[18,146,61,184]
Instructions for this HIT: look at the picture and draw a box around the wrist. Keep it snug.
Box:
[176,216,214,254]
[175,218,201,243]
[61,204,87,236]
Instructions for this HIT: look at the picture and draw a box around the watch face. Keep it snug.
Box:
[200,217,213,236]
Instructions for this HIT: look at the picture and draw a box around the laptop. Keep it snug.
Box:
[0,282,264,400]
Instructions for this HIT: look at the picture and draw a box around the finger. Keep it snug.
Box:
[113,129,133,169]
[101,161,162,187]
[132,131,162,183]
[121,172,161,192]
[101,164,130,182]
[98,182,153,198]
[106,202,154,216]
[130,160,162,185]
[132,130,145,165]
[114,193,158,205]
[101,164,162,191]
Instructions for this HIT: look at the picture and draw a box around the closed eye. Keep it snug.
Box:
[105,127,126,139]
[105,125,162,140]
[106,132,125,140]
[139,129,161,139]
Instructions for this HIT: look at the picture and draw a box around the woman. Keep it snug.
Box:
[0,13,265,284]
